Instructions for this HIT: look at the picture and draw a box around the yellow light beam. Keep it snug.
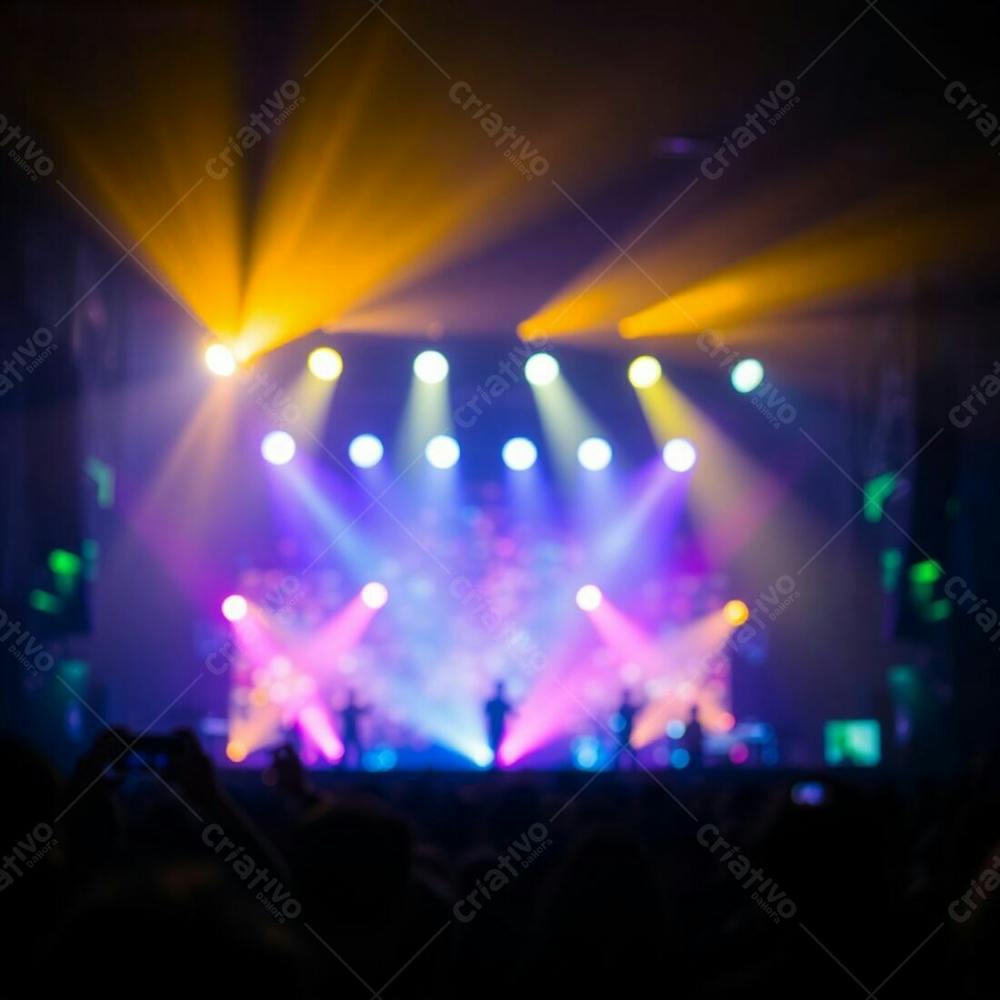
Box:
[620,173,998,338]
[635,375,793,566]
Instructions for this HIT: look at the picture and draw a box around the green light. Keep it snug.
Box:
[58,659,89,680]
[924,600,952,623]
[908,560,949,622]
[49,549,82,576]
[824,720,881,767]
[863,472,896,522]
[29,590,62,614]
[888,665,917,691]
[910,560,942,585]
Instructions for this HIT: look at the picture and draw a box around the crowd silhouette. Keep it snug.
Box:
[0,729,997,998]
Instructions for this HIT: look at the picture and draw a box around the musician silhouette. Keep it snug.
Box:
[338,688,371,770]
[484,681,514,767]
[683,703,704,770]
[616,688,642,767]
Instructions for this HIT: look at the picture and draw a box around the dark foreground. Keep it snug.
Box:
[2,734,997,998]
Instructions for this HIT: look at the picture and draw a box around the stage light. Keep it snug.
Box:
[261,430,296,465]
[307,346,343,381]
[221,594,248,622]
[662,437,697,472]
[471,746,494,768]
[348,433,384,468]
[628,355,662,388]
[731,358,765,393]
[204,343,236,377]
[577,436,612,471]
[365,746,398,771]
[502,437,538,471]
[425,434,460,469]
[670,747,690,768]
[360,581,389,609]
[666,719,686,739]
[724,599,750,627]
[225,739,248,763]
[576,584,603,611]
[572,735,602,770]
[413,349,449,384]
[525,352,559,386]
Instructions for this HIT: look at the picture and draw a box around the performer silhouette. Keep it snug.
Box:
[484,681,514,767]
[338,688,371,770]
[616,688,642,767]
[682,703,704,770]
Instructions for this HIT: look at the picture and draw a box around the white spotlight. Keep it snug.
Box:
[360,582,389,609]
[204,343,236,377]
[525,352,560,387]
[731,358,765,393]
[348,434,384,469]
[501,437,538,471]
[261,430,296,466]
[577,437,612,471]
[425,434,460,469]
[662,437,697,472]
[413,350,449,384]
[221,594,248,622]
[575,584,603,611]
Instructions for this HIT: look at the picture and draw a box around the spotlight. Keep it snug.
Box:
[577,437,612,471]
[221,594,248,622]
[665,719,686,739]
[662,437,697,472]
[501,437,538,471]
[365,746,398,771]
[204,343,236,377]
[425,434,460,469]
[225,740,248,763]
[413,350,449,384]
[724,599,750,626]
[576,584,603,611]
[308,346,343,381]
[525,352,559,386]
[261,430,296,465]
[349,433,384,468]
[628,355,662,388]
[572,735,602,770]
[731,358,764,393]
[361,581,389,609]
